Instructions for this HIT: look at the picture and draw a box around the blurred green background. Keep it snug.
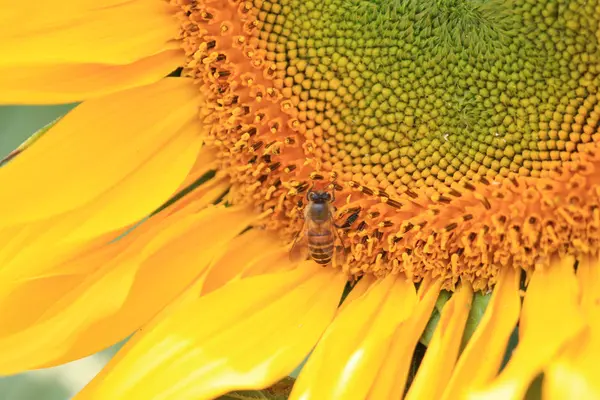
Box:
[0,105,74,160]
[0,104,120,400]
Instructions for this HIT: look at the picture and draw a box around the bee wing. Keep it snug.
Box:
[289,224,309,263]
[330,212,349,267]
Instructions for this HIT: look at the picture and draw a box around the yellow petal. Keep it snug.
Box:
[0,110,203,280]
[0,274,96,337]
[575,256,600,316]
[290,274,417,400]
[405,282,473,400]
[470,257,586,400]
[177,146,219,191]
[543,328,600,400]
[241,249,298,277]
[0,78,201,229]
[0,0,178,65]
[366,277,441,399]
[0,206,256,374]
[201,229,287,295]
[165,175,230,218]
[75,263,347,399]
[337,274,376,313]
[441,267,521,399]
[0,221,126,283]
[32,119,202,245]
[0,50,184,104]
[543,257,600,399]
[0,229,127,336]
[0,0,181,103]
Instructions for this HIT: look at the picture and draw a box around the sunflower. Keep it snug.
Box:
[1,0,600,398]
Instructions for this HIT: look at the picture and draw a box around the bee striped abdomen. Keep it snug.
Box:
[307,229,335,265]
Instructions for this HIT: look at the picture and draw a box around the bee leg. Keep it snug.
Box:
[333,218,346,230]
[295,199,305,219]
[331,209,343,229]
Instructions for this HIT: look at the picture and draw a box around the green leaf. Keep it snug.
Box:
[419,289,449,346]
[435,290,451,312]
[219,377,296,400]
[419,307,440,346]
[500,326,519,371]
[339,279,356,306]
[151,169,217,215]
[524,373,543,400]
[219,392,271,400]
[420,290,492,348]
[289,355,308,378]
[460,292,491,349]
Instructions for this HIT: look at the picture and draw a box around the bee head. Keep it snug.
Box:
[307,190,332,203]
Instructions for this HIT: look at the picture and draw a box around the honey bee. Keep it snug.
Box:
[289,188,346,266]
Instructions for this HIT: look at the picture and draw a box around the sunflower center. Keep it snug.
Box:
[174,0,600,290]
[259,0,599,190]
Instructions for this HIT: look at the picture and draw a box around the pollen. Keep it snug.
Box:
[173,0,600,290]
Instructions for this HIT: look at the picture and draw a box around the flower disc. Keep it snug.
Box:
[175,0,600,290]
